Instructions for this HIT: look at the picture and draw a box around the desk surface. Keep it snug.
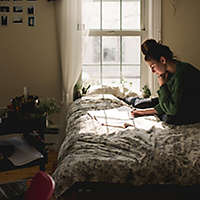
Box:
[0,126,59,135]
[0,156,45,172]
[0,130,55,173]
[0,135,47,172]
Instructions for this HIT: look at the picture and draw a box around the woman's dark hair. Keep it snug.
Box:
[141,39,174,62]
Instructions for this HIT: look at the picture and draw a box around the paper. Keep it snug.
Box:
[88,106,135,128]
[0,136,43,166]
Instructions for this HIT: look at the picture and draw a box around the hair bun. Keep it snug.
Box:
[141,39,174,61]
[141,39,159,55]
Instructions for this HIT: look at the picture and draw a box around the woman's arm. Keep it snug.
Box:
[131,108,158,117]
[157,74,183,116]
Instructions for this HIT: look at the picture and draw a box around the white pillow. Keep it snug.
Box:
[87,84,139,99]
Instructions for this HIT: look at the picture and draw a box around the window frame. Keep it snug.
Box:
[82,0,161,94]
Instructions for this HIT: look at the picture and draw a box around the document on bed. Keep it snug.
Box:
[88,106,135,128]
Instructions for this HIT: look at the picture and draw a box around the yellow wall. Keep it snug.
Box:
[0,1,61,106]
[162,0,200,69]
[0,0,200,107]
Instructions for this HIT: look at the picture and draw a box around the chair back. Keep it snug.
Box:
[24,171,55,200]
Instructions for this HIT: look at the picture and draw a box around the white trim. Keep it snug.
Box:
[89,30,143,36]
[149,0,162,95]
[140,0,148,93]
[141,0,162,96]
[148,0,162,41]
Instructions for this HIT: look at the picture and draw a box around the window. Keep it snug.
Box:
[82,0,161,94]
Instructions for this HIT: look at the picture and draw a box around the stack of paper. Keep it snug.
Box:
[0,136,43,166]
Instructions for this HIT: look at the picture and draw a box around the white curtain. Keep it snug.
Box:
[56,0,82,107]
[55,0,91,147]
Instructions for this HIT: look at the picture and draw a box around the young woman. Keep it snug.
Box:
[131,39,200,125]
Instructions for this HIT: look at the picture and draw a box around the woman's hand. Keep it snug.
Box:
[131,110,146,117]
[157,72,168,86]
[131,108,157,118]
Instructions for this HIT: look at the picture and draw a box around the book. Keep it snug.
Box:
[88,106,135,128]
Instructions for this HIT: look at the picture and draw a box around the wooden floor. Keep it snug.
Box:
[0,150,58,185]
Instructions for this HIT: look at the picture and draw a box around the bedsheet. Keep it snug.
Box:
[52,94,200,198]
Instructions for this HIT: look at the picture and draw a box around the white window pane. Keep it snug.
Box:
[82,0,100,29]
[102,0,120,29]
[122,64,140,93]
[82,64,101,84]
[122,0,140,30]
[122,36,140,64]
[124,77,140,93]
[83,36,100,64]
[102,65,121,84]
[102,37,120,64]
[122,65,140,79]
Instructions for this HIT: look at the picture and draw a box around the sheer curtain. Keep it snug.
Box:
[55,0,91,147]
[56,0,92,106]
[55,0,82,107]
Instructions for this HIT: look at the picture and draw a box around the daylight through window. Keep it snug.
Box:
[82,0,145,93]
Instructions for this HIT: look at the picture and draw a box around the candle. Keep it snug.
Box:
[24,87,28,99]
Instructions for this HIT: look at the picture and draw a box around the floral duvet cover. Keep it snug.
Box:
[52,94,200,198]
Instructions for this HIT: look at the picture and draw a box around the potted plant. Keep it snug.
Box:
[142,85,151,98]
[37,98,60,127]
[6,95,60,131]
[73,82,91,101]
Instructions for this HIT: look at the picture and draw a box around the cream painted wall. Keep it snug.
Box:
[0,1,61,107]
[1,0,200,107]
[162,0,200,70]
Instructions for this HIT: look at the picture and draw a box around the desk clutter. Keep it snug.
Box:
[0,89,60,175]
[0,131,45,166]
[0,88,60,132]
[0,94,46,132]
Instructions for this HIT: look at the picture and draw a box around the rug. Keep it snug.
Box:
[0,181,27,200]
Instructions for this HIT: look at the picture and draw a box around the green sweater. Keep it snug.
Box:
[154,60,200,120]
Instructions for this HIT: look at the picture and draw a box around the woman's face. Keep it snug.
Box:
[146,58,167,75]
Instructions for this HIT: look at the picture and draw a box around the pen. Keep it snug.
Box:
[129,106,136,127]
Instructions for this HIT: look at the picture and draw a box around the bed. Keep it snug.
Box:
[52,92,200,199]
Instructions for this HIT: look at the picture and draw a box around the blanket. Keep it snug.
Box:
[52,94,200,198]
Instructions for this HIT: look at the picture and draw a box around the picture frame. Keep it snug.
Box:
[13,6,23,13]
[28,16,35,26]
[13,15,23,24]
[0,6,10,12]
[27,6,34,15]
[1,15,8,25]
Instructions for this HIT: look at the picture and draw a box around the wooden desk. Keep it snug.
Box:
[0,127,58,184]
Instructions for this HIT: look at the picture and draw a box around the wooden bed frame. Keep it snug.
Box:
[59,182,200,200]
